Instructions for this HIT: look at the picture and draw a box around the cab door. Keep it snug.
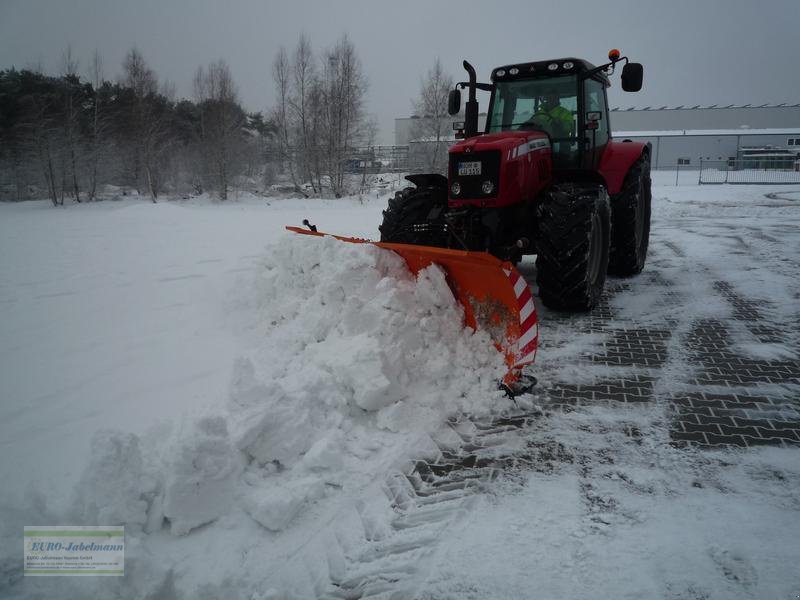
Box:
[583,77,610,170]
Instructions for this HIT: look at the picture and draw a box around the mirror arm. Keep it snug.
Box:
[581,56,629,80]
[456,81,493,92]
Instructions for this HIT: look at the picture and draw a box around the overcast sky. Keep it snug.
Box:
[1,0,798,144]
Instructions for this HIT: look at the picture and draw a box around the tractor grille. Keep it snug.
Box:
[449,150,501,199]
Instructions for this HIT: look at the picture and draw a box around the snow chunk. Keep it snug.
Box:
[241,477,326,532]
[163,416,242,535]
[72,430,151,530]
[240,401,323,467]
[300,432,345,473]
[308,333,403,411]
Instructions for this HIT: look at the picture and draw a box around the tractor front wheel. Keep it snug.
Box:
[379,185,447,246]
[608,155,652,275]
[535,185,611,311]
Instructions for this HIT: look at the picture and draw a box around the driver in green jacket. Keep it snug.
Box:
[526,91,573,139]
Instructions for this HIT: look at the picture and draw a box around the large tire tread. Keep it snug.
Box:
[535,185,611,312]
[608,155,652,276]
[379,184,447,246]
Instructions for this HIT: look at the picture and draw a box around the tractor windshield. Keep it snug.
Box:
[487,74,579,166]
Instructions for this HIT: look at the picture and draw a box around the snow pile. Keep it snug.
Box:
[248,234,505,417]
[217,233,506,533]
[0,229,508,597]
[67,233,505,538]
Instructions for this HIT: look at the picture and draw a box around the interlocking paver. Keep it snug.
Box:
[541,268,799,449]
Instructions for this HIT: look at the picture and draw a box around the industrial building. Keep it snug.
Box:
[610,104,800,169]
[396,104,800,172]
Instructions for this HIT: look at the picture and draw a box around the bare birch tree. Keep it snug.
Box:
[86,49,106,200]
[59,46,82,202]
[122,47,164,201]
[291,34,317,192]
[271,47,302,193]
[193,60,244,200]
[20,90,60,206]
[411,58,454,172]
[322,34,367,196]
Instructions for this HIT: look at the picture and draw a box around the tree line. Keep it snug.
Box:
[0,35,375,204]
[271,34,374,197]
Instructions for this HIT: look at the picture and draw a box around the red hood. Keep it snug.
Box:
[449,130,549,154]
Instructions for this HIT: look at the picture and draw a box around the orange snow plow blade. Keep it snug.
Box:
[286,226,538,383]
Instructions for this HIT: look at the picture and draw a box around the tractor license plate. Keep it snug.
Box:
[458,161,482,176]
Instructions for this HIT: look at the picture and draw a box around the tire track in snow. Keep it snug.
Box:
[308,198,800,598]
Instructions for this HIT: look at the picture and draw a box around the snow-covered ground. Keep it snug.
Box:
[1,181,799,599]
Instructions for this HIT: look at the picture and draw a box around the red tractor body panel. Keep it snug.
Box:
[448,133,647,206]
[448,131,553,208]
[598,139,649,195]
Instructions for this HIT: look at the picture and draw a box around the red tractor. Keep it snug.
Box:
[379,50,651,311]
[289,50,650,386]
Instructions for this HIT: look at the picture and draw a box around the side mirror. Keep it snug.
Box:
[447,89,462,116]
[586,111,601,130]
[621,63,643,92]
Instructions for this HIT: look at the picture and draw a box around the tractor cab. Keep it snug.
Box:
[487,59,608,170]
[449,51,643,172]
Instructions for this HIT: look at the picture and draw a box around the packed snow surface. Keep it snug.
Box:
[1,180,799,598]
[0,191,507,597]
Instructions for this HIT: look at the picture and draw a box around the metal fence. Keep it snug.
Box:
[651,165,702,186]
[345,143,451,175]
[341,152,800,185]
[699,159,800,184]
[345,145,410,173]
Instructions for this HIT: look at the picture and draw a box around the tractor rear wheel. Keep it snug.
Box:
[608,155,651,275]
[535,185,611,311]
[379,185,447,246]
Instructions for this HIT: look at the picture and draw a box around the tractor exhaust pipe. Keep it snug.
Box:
[463,60,479,138]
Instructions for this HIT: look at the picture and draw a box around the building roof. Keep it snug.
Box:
[615,127,800,138]
[611,103,800,111]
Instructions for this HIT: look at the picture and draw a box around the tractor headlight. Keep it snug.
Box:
[451,181,462,196]
[481,180,495,195]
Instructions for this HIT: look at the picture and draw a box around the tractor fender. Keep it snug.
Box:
[405,173,448,190]
[598,140,650,196]
[553,168,607,189]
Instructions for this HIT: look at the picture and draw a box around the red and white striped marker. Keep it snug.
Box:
[504,268,538,370]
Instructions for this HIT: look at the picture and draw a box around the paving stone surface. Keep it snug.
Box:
[530,245,800,449]
[322,193,800,598]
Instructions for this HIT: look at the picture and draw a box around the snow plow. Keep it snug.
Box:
[286,225,538,389]
[287,49,650,391]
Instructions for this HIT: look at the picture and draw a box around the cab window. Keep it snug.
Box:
[584,78,609,145]
[487,74,579,163]
[487,74,577,136]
